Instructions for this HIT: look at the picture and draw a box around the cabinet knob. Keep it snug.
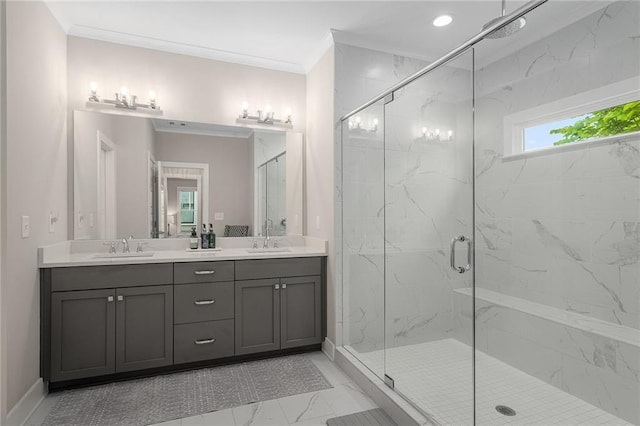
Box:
[107,296,114,302]
[275,284,280,290]
[117,295,124,301]
[282,284,287,289]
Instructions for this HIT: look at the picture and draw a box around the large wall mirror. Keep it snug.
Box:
[73,110,304,239]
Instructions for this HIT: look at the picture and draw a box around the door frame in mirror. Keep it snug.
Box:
[156,161,209,238]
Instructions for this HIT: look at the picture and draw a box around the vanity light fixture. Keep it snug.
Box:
[420,127,454,141]
[87,82,162,114]
[237,101,293,128]
[347,116,378,134]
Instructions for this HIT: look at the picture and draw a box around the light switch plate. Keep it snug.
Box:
[214,212,224,220]
[316,215,320,230]
[78,212,84,229]
[89,212,94,228]
[21,216,30,238]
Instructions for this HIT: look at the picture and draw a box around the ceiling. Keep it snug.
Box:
[45,1,612,74]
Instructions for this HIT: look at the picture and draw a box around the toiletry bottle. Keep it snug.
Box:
[190,227,198,250]
[201,224,209,249]
[208,223,216,249]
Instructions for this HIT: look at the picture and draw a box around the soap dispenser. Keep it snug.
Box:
[208,223,216,249]
[190,227,198,250]
[201,224,208,249]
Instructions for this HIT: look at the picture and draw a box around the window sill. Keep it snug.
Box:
[502,130,640,162]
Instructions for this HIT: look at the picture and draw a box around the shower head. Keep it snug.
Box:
[482,15,527,39]
[481,0,527,39]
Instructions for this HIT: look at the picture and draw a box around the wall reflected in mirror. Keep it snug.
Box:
[73,110,304,239]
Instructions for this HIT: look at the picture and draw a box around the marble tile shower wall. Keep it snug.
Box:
[339,42,476,354]
[337,43,431,355]
[470,1,639,422]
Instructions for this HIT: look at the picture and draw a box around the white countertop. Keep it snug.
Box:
[39,236,327,268]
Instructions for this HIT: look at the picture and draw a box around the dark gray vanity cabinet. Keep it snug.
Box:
[44,264,174,383]
[234,258,323,355]
[50,289,116,382]
[172,261,235,364]
[280,275,322,349]
[235,279,281,355]
[115,285,173,372]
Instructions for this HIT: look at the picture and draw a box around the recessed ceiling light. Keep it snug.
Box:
[433,15,453,27]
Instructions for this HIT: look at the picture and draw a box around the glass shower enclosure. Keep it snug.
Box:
[341,1,639,424]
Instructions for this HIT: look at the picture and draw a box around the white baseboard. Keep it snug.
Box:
[322,337,335,361]
[6,378,46,426]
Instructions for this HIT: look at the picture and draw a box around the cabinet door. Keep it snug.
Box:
[280,276,322,349]
[51,289,116,381]
[235,279,280,355]
[115,285,173,372]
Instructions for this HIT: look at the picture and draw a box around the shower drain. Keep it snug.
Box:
[495,405,516,416]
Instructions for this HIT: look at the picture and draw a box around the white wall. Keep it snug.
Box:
[0,1,7,422]
[67,36,307,132]
[305,47,335,342]
[4,0,67,417]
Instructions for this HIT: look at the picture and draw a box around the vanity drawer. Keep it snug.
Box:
[174,261,234,284]
[174,320,234,364]
[174,282,234,324]
[235,257,322,280]
[51,263,173,292]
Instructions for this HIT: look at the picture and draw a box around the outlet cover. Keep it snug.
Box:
[214,212,224,220]
[21,216,30,238]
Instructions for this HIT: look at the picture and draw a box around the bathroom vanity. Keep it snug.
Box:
[39,240,327,389]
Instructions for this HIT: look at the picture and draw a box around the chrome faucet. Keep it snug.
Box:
[122,235,134,253]
[263,220,273,248]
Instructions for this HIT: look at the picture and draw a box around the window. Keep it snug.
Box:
[524,101,639,151]
[504,78,640,157]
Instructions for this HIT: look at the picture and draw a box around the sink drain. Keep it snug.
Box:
[496,405,516,416]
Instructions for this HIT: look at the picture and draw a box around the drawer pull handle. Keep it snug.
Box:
[194,338,216,345]
[194,300,215,305]
[194,270,216,275]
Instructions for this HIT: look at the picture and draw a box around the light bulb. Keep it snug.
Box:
[149,90,156,101]
[448,130,453,139]
[435,128,440,135]
[433,15,453,27]
[285,107,292,117]
[120,86,129,97]
[355,116,361,124]
[264,104,272,114]
[422,127,428,136]
[241,101,249,111]
[89,81,98,93]
[373,118,378,126]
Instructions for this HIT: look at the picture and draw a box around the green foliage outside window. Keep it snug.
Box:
[550,100,640,146]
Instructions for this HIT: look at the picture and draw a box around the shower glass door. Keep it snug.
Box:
[383,50,475,425]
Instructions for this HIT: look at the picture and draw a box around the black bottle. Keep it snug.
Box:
[208,223,216,249]
[201,224,208,249]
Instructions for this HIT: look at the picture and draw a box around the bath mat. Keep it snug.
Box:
[326,409,396,426]
[43,354,332,426]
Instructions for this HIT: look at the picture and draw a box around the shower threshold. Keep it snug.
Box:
[345,339,630,426]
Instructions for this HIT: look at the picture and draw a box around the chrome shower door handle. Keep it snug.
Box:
[450,235,472,274]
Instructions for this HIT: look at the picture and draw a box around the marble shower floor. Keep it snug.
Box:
[348,339,630,426]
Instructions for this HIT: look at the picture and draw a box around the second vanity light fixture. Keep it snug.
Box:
[420,127,454,141]
[237,102,293,128]
[348,116,378,133]
[88,82,162,114]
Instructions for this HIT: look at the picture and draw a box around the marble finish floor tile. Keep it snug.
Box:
[26,351,379,426]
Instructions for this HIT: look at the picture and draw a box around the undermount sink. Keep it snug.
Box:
[246,247,292,253]
[93,252,155,259]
